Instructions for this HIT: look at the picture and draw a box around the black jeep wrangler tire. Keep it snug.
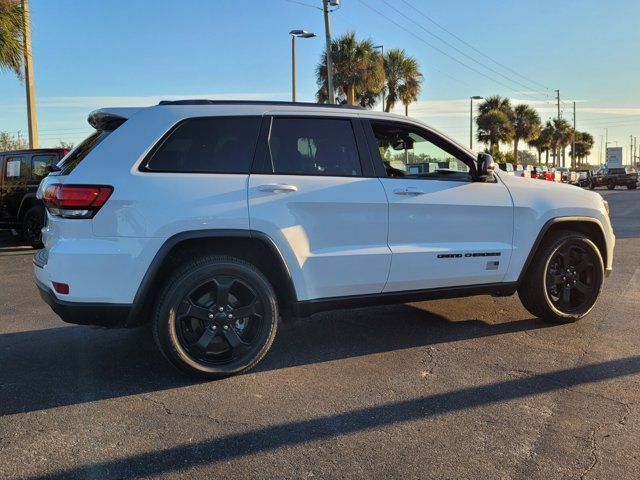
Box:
[22,205,45,249]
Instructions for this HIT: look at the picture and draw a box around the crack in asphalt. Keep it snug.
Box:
[580,428,598,479]
[420,346,436,378]
[140,395,253,429]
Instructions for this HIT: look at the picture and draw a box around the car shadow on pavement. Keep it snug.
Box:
[0,305,553,417]
[22,354,640,480]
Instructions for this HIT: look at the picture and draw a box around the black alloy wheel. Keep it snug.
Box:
[518,230,604,323]
[544,240,600,315]
[175,276,264,365]
[153,255,278,379]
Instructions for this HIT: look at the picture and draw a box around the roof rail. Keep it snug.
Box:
[157,99,365,110]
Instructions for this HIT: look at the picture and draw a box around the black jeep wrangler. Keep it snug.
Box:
[0,148,69,248]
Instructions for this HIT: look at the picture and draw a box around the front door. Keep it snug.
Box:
[364,119,514,292]
[248,115,391,301]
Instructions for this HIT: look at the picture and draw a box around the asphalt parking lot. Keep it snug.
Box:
[1,188,639,480]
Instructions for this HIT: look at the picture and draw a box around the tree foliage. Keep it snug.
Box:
[316,33,422,113]
[476,96,514,156]
[316,32,384,106]
[511,104,541,165]
[0,130,28,150]
[0,0,24,80]
[383,48,422,114]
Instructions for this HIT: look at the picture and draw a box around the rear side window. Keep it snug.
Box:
[4,155,27,181]
[268,118,362,176]
[57,131,111,175]
[145,117,261,173]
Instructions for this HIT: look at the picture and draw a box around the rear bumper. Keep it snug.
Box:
[36,278,133,327]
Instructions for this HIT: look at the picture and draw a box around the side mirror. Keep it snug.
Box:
[477,153,495,180]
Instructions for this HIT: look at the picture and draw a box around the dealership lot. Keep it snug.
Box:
[1,189,639,480]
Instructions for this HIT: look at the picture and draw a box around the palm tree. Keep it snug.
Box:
[512,104,541,166]
[570,131,594,167]
[316,32,384,106]
[383,48,423,114]
[0,0,25,80]
[529,122,553,165]
[477,95,512,118]
[476,96,514,156]
[551,118,572,167]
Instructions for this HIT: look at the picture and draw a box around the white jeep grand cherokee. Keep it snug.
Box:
[34,100,615,379]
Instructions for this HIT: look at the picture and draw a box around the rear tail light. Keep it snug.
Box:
[42,184,113,219]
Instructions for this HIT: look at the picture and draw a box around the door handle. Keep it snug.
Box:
[393,187,424,196]
[258,184,298,193]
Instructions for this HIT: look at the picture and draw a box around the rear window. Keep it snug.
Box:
[56,131,111,175]
[144,117,261,173]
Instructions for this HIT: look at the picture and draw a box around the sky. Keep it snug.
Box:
[1,0,639,164]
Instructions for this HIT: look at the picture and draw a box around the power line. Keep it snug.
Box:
[357,0,549,103]
[380,0,550,100]
[400,0,552,93]
[283,0,322,10]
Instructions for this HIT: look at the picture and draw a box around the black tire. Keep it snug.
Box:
[607,182,615,190]
[22,205,45,249]
[588,181,595,190]
[627,184,637,190]
[518,230,604,323]
[153,255,278,379]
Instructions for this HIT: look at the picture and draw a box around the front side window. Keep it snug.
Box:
[370,121,471,181]
[31,154,56,180]
[268,118,362,176]
[146,117,261,173]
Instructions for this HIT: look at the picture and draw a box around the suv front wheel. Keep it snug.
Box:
[153,255,279,379]
[518,230,604,323]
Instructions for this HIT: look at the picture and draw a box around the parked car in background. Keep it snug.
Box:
[0,148,69,247]
[497,162,515,175]
[555,167,570,182]
[589,167,638,190]
[515,165,532,178]
[575,169,592,187]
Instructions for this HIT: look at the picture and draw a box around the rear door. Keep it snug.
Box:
[248,115,390,301]
[364,119,514,292]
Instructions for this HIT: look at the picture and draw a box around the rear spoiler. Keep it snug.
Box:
[87,107,141,131]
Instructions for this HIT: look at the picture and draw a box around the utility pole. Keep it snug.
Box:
[374,45,384,111]
[469,96,483,150]
[572,101,576,169]
[322,0,335,104]
[555,89,561,121]
[22,0,38,148]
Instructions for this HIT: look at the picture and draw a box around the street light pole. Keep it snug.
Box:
[322,0,335,104]
[470,96,483,150]
[289,30,316,102]
[374,45,384,111]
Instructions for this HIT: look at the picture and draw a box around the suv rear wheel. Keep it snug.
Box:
[153,255,278,379]
[518,230,604,323]
[22,205,45,249]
